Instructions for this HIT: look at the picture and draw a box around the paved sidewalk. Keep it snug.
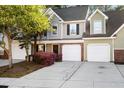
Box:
[0,59,24,67]
[9,62,82,88]
[0,78,18,86]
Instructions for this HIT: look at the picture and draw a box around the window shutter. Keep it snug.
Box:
[67,24,70,35]
[76,24,79,35]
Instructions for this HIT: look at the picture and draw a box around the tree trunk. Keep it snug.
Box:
[6,27,13,68]
[25,47,29,62]
[8,40,12,68]
[33,35,38,54]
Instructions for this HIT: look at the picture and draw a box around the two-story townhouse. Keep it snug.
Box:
[37,6,124,63]
[35,6,89,61]
[84,9,124,63]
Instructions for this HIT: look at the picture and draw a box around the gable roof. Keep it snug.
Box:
[53,6,88,21]
[105,10,124,37]
[111,24,124,37]
[84,10,124,38]
[88,9,108,21]
[44,8,64,21]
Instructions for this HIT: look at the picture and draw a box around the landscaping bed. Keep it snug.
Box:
[0,61,46,78]
[0,52,62,78]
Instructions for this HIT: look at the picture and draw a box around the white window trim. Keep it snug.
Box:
[88,9,108,21]
[69,24,77,36]
[93,20,102,34]
[52,23,58,36]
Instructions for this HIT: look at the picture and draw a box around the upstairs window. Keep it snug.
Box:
[93,20,102,34]
[67,24,79,36]
[43,32,47,37]
[52,26,57,35]
[70,24,76,35]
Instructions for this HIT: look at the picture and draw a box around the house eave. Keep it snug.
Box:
[111,24,124,37]
[88,9,109,21]
[83,37,116,40]
[44,8,64,22]
[33,39,84,44]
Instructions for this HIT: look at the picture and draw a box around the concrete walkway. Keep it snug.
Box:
[0,59,24,67]
[1,61,124,88]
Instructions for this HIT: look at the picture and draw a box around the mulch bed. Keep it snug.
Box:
[0,61,46,78]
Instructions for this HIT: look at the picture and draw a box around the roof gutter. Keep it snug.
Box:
[83,37,116,40]
[111,24,124,37]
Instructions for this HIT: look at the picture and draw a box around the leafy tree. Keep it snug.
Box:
[114,6,124,11]
[0,6,18,68]
[89,5,113,13]
[0,5,51,68]
[14,6,51,60]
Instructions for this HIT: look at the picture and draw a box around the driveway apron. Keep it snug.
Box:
[9,62,82,88]
[62,62,124,88]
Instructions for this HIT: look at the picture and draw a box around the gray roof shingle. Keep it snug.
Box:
[53,6,88,21]
[84,10,124,37]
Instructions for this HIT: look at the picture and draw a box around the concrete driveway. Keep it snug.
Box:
[1,61,124,88]
[9,62,81,88]
[62,62,124,88]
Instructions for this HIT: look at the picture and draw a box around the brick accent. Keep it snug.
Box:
[114,50,124,64]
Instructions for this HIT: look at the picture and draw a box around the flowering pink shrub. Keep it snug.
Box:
[33,51,56,66]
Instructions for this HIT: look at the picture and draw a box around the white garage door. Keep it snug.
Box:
[62,45,81,61]
[87,44,110,62]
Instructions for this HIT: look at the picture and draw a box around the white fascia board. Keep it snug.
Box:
[36,40,84,44]
[88,9,108,21]
[111,24,124,37]
[48,12,54,20]
[43,8,52,15]
[44,8,64,22]
[115,48,124,50]
[51,9,64,22]
[63,20,86,23]
[85,7,90,20]
[83,37,116,40]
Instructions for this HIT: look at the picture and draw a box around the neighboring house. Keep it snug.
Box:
[36,6,124,63]
[0,33,31,60]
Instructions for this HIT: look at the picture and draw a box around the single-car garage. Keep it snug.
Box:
[62,44,81,61]
[87,44,110,62]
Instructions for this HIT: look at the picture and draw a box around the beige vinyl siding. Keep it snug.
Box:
[90,12,106,34]
[46,44,52,52]
[84,39,113,61]
[46,15,62,40]
[63,22,85,39]
[46,44,61,54]
[114,27,124,49]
